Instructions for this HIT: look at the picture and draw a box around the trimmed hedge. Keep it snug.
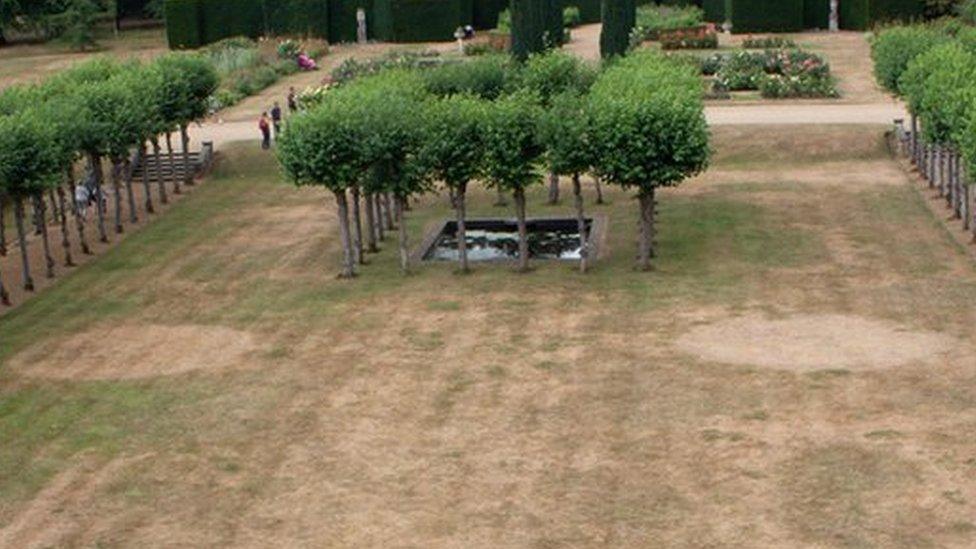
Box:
[166,0,330,47]
[118,0,155,19]
[329,0,374,42]
[198,0,263,44]
[702,0,725,22]
[841,0,924,30]
[472,0,508,28]
[374,0,469,42]
[267,0,331,38]
[803,0,829,29]
[731,0,803,32]
[165,0,203,48]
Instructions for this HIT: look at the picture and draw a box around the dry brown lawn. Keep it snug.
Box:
[1,124,975,548]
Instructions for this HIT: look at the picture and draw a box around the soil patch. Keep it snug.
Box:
[676,314,956,371]
[10,324,263,380]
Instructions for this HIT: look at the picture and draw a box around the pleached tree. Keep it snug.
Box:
[481,92,545,273]
[277,96,366,279]
[539,91,596,273]
[590,52,709,270]
[417,95,486,273]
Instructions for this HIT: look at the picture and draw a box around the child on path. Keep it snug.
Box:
[259,113,272,150]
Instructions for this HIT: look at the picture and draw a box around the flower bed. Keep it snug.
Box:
[659,24,719,50]
[698,47,837,98]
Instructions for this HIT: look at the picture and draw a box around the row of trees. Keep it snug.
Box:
[278,49,708,278]
[872,20,976,240]
[0,54,216,306]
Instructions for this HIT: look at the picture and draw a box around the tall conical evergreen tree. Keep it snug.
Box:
[600,0,636,59]
[512,0,563,61]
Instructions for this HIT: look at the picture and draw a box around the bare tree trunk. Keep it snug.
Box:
[13,198,34,291]
[594,176,605,204]
[123,158,138,224]
[351,185,364,265]
[153,138,168,205]
[31,197,42,235]
[334,190,356,279]
[111,161,124,234]
[90,152,109,243]
[513,187,529,273]
[56,186,74,267]
[382,193,395,230]
[637,187,656,271]
[48,189,60,224]
[547,171,559,205]
[455,183,469,273]
[0,266,8,306]
[373,194,385,242]
[33,195,55,279]
[394,195,410,274]
[494,186,507,207]
[910,113,918,165]
[180,124,194,186]
[0,193,6,256]
[363,192,378,253]
[67,167,91,255]
[141,142,155,214]
[573,173,589,274]
[166,132,181,195]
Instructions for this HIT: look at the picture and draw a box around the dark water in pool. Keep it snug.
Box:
[423,219,592,262]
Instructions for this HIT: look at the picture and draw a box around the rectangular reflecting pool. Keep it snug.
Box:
[421,218,595,262]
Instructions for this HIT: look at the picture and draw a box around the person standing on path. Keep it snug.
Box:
[271,102,283,140]
[259,113,272,150]
[287,87,298,114]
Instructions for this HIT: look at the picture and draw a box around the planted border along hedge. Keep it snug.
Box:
[731,0,803,32]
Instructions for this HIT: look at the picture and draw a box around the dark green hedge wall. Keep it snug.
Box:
[840,0,923,30]
[702,0,724,21]
[118,0,155,19]
[374,0,468,41]
[870,0,924,22]
[472,0,508,29]
[329,0,374,42]
[731,0,803,32]
[267,0,331,37]
[198,0,263,43]
[166,0,330,47]
[803,0,829,29]
[165,0,203,48]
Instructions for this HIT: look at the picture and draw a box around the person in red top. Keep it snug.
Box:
[259,112,271,150]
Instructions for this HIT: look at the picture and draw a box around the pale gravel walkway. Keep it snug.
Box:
[187,103,909,150]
